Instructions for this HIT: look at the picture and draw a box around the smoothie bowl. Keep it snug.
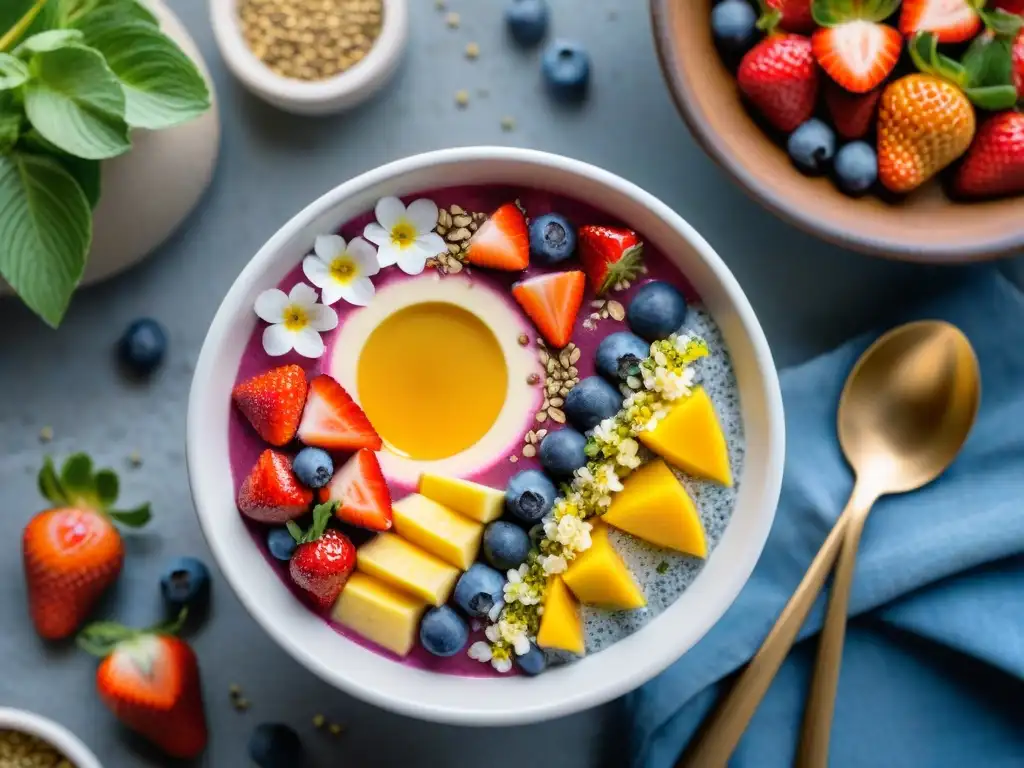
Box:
[187,147,785,725]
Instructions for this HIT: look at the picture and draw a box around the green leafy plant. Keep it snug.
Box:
[0,0,210,327]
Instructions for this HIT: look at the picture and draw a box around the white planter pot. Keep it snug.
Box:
[1,0,221,296]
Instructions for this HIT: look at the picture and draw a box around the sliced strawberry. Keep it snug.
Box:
[297,374,381,452]
[900,0,981,43]
[237,449,313,524]
[577,226,645,296]
[232,364,308,447]
[464,203,529,271]
[511,271,585,349]
[287,503,356,610]
[319,449,392,531]
[812,22,901,93]
[824,82,882,138]
[768,0,815,32]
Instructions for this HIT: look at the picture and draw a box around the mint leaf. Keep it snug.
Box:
[78,19,210,130]
[24,45,130,160]
[0,153,90,326]
[0,53,29,89]
[18,128,102,208]
[15,29,84,55]
[70,0,158,29]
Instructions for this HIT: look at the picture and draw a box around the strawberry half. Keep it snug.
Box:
[577,226,645,296]
[24,454,151,640]
[900,0,981,43]
[237,449,313,523]
[232,364,308,446]
[511,271,586,349]
[811,0,902,94]
[319,448,393,531]
[79,612,207,759]
[953,111,1024,198]
[297,374,381,452]
[824,81,882,138]
[287,503,357,610]
[464,203,530,271]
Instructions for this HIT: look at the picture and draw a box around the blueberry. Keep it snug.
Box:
[627,281,689,342]
[711,0,758,54]
[787,119,837,175]
[596,331,649,383]
[539,429,587,479]
[505,469,557,523]
[454,563,506,617]
[833,141,878,196]
[118,318,167,376]
[267,528,297,561]
[249,723,304,768]
[483,521,532,570]
[420,606,470,657]
[529,213,577,265]
[160,556,210,609]
[516,643,548,676]
[541,40,590,102]
[291,447,333,489]
[505,0,549,47]
[563,376,623,432]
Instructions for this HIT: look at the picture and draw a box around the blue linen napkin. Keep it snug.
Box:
[627,268,1024,768]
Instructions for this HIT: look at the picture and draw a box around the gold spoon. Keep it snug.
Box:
[797,321,980,768]
[680,320,980,768]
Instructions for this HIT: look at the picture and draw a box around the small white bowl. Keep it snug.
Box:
[187,147,785,726]
[210,0,408,115]
[0,708,103,768]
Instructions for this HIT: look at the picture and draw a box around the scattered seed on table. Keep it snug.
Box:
[39,426,53,443]
[501,116,516,132]
[229,683,242,696]
[465,42,479,59]
[313,714,326,728]
[128,451,143,468]
[233,697,251,712]
[446,11,460,28]
[328,723,345,736]
[455,89,470,107]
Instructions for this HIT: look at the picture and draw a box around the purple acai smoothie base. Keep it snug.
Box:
[228,184,698,677]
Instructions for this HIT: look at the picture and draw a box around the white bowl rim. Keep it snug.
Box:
[0,708,104,768]
[209,0,408,113]
[187,146,785,726]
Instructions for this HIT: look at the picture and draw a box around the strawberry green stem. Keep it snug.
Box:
[287,501,335,545]
[77,609,188,658]
[38,454,151,528]
[752,0,782,33]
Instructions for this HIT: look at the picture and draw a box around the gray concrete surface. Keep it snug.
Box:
[1,0,1021,766]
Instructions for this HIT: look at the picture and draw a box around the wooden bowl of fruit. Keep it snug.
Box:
[651,0,1024,262]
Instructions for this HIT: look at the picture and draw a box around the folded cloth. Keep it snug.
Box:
[627,268,1024,768]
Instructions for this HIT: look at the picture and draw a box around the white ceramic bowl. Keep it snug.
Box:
[210,0,408,115]
[0,708,103,768]
[187,147,785,726]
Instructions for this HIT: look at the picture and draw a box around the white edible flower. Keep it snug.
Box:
[592,418,619,445]
[616,438,643,470]
[302,234,379,306]
[468,641,493,663]
[594,462,624,494]
[539,553,568,575]
[485,624,501,643]
[503,565,540,605]
[487,600,504,622]
[548,514,592,553]
[498,619,531,656]
[492,656,513,674]
[363,196,446,275]
[254,283,338,358]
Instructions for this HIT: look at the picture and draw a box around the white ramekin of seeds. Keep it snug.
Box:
[211,0,408,115]
[0,709,102,768]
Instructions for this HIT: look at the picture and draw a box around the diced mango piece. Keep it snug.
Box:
[537,576,585,655]
[639,387,732,486]
[357,533,459,607]
[604,459,707,558]
[333,572,427,657]
[392,494,483,570]
[563,524,646,610]
[419,474,505,523]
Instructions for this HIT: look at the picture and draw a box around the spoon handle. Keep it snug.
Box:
[677,513,851,768]
[797,503,873,768]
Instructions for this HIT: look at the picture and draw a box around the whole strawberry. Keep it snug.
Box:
[23,454,151,640]
[768,0,814,32]
[287,502,356,611]
[79,611,207,758]
[824,82,882,139]
[737,7,818,133]
[954,111,1024,198]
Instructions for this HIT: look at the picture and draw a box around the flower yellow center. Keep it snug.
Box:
[390,219,417,249]
[329,255,357,284]
[282,304,308,331]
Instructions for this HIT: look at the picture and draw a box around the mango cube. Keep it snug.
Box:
[603,459,707,558]
[333,572,427,657]
[563,524,646,610]
[392,494,483,570]
[357,533,459,607]
[639,387,732,487]
[419,474,505,523]
[537,576,585,655]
